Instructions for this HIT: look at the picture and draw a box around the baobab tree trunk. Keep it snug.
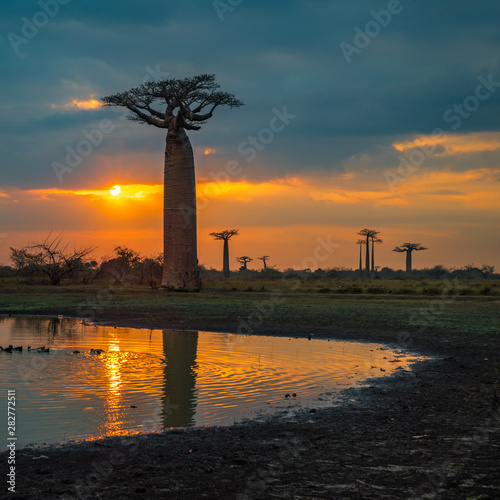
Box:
[406,250,412,274]
[371,239,375,272]
[162,129,200,291]
[359,244,362,275]
[365,235,370,276]
[223,239,230,278]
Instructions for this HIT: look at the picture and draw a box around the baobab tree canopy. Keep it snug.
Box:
[101,74,244,132]
[357,228,379,274]
[393,242,428,273]
[237,256,252,270]
[210,229,239,241]
[393,243,427,252]
[101,75,243,292]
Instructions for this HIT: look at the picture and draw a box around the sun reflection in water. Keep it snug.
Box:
[0,316,430,446]
[102,337,124,436]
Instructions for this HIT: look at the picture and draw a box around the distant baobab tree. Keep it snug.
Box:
[357,228,379,275]
[210,229,239,278]
[356,240,366,275]
[371,237,383,272]
[102,75,243,291]
[236,256,252,270]
[257,256,270,270]
[393,243,427,273]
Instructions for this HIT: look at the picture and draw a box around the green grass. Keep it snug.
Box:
[199,275,500,296]
[0,280,498,338]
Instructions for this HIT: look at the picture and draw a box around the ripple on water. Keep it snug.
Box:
[0,315,428,446]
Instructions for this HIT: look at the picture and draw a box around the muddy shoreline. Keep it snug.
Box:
[2,307,500,499]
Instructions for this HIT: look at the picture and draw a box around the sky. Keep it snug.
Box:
[0,0,499,272]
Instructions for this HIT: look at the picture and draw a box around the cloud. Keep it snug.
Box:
[51,95,101,111]
[0,0,499,190]
[0,1,499,270]
[418,190,466,196]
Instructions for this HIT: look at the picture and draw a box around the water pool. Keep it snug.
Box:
[0,315,426,446]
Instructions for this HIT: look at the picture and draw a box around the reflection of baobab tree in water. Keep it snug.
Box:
[161,330,198,427]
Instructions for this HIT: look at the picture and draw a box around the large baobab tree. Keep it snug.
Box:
[236,256,252,270]
[102,75,243,291]
[371,237,383,272]
[393,243,427,273]
[357,229,379,275]
[210,229,239,278]
[257,256,270,270]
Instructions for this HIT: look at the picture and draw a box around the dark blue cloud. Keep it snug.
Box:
[0,0,499,188]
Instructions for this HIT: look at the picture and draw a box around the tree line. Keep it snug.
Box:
[5,231,496,286]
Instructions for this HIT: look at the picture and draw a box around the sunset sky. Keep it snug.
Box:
[1,1,499,271]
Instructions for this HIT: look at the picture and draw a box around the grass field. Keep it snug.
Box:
[201,275,500,296]
[0,277,498,338]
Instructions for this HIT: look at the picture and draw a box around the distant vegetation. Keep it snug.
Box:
[2,240,498,296]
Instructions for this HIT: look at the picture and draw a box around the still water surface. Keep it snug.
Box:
[0,316,425,446]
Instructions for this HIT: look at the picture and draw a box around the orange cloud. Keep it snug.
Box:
[1,167,499,271]
[74,184,162,200]
[51,94,101,111]
[393,131,500,155]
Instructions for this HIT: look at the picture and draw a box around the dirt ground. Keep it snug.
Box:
[2,303,500,499]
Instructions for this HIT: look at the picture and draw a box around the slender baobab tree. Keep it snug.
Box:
[210,229,239,278]
[236,256,252,270]
[357,228,379,275]
[356,240,365,276]
[393,243,427,273]
[101,75,243,291]
[371,237,383,272]
[257,256,270,270]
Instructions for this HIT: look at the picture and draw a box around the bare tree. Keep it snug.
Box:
[357,229,379,275]
[102,75,243,291]
[481,264,495,279]
[236,256,252,271]
[393,243,427,273]
[210,229,239,278]
[10,232,95,285]
[257,256,270,270]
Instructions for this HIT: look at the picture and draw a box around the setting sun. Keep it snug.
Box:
[109,185,121,196]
